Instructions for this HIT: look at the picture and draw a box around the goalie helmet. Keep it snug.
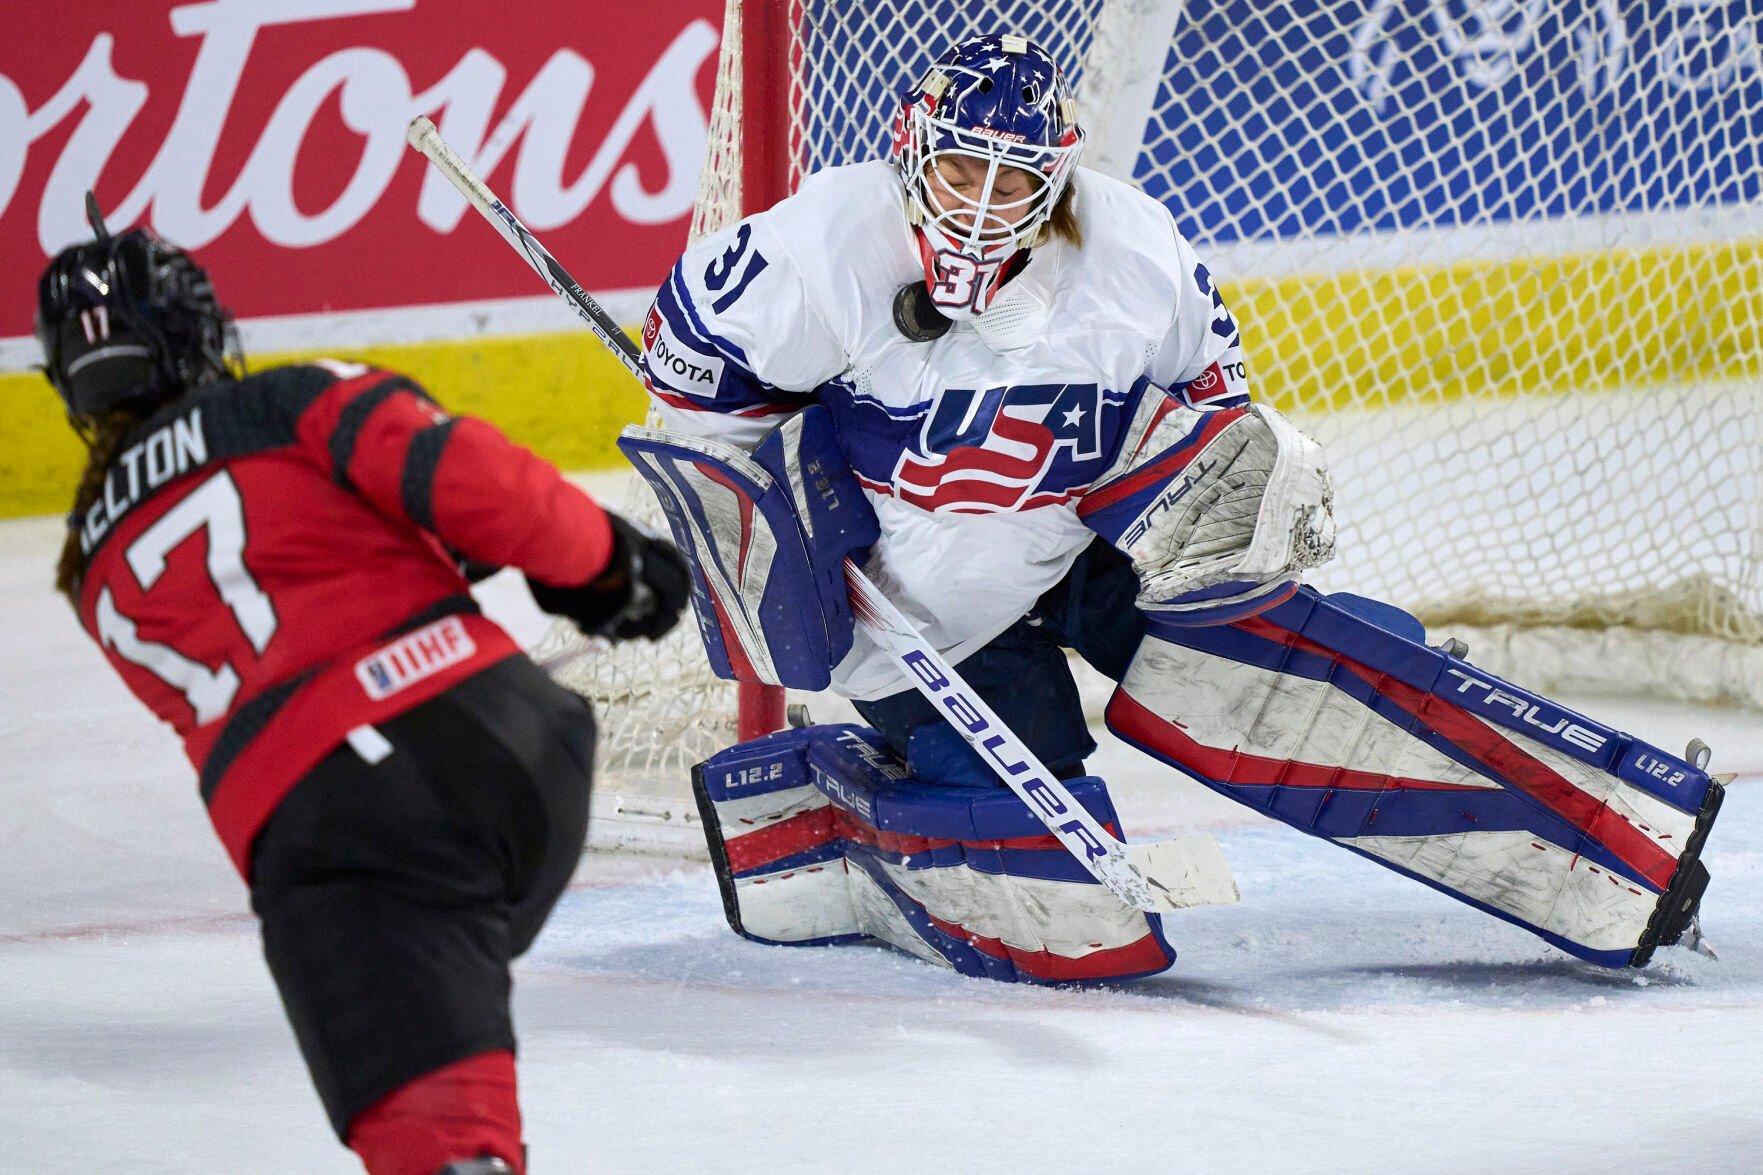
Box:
[35,195,240,424]
[892,34,1084,318]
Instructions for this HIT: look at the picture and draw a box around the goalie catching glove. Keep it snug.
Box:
[526,511,690,640]
[1080,397,1335,624]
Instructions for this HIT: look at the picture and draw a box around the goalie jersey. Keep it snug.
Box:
[642,161,1249,699]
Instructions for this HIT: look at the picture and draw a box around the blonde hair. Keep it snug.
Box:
[1044,182,1081,249]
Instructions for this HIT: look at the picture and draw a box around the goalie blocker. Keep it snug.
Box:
[1108,588,1722,968]
[617,405,875,690]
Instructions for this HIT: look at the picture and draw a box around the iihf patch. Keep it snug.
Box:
[354,616,475,700]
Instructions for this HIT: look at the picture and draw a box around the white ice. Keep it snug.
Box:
[3,510,1760,1174]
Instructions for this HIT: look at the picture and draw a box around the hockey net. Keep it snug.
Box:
[554,0,1763,850]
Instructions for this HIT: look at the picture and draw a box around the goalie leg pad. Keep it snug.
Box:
[618,405,878,690]
[1105,586,1724,968]
[693,724,1177,983]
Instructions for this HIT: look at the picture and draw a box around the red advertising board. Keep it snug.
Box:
[1,0,723,339]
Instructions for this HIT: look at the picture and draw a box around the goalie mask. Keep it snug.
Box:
[35,195,241,427]
[892,34,1084,319]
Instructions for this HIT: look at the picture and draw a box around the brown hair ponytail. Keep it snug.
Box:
[55,410,145,605]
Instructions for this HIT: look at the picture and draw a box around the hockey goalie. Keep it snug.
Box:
[619,34,1724,983]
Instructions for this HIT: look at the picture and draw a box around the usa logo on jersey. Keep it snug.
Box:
[885,382,1108,513]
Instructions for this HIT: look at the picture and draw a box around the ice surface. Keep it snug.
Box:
[2,514,1758,1174]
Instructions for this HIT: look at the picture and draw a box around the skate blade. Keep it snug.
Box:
[1683,915,1719,961]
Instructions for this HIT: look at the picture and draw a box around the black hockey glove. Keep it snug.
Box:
[526,512,690,641]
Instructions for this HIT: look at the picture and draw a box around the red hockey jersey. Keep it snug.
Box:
[71,361,613,877]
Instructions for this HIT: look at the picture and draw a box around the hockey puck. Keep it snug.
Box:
[892,282,952,342]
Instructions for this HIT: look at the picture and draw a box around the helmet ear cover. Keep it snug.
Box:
[35,224,239,422]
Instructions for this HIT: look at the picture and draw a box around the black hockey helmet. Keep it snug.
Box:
[35,194,241,422]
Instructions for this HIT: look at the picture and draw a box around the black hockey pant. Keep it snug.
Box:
[249,654,596,1137]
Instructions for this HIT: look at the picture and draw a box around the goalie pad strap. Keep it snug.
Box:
[618,406,878,689]
[1106,586,1722,967]
[693,725,1177,984]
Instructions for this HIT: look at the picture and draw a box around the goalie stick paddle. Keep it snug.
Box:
[404,115,1238,913]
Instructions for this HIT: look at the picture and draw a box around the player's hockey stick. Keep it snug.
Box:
[405,117,643,384]
[405,115,1238,912]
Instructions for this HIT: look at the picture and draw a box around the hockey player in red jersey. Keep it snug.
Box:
[36,199,689,1175]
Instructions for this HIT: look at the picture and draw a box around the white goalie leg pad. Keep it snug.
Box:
[693,725,1179,983]
[693,767,860,945]
[1104,587,1723,967]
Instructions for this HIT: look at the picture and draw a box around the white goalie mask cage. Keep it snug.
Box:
[892,34,1085,313]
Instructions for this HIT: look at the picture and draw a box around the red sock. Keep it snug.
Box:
[346,1050,524,1175]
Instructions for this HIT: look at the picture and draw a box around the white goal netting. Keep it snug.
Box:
[560,0,1763,850]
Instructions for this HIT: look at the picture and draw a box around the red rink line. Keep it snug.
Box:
[1,910,255,947]
[1,865,658,948]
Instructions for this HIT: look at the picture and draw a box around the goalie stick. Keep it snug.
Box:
[404,115,1238,913]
